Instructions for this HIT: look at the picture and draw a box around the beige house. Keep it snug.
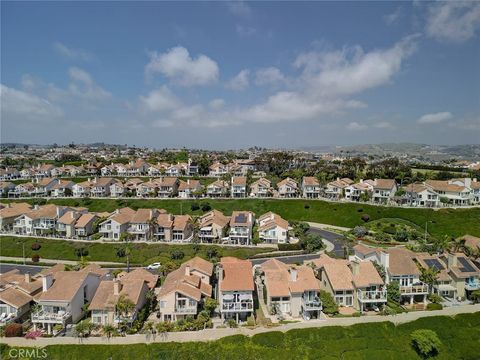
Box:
[369,179,397,204]
[99,207,136,240]
[302,177,321,198]
[178,179,202,198]
[276,177,298,198]
[199,210,230,243]
[324,178,354,199]
[228,211,255,245]
[157,257,213,322]
[206,180,229,197]
[218,257,254,323]
[249,178,272,198]
[231,176,247,198]
[257,212,289,244]
[0,202,32,230]
[260,259,321,320]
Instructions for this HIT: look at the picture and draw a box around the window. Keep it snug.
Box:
[271,297,281,302]
[160,301,167,309]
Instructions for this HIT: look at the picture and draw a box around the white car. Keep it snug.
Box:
[146,262,161,270]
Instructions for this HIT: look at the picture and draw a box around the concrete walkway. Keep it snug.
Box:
[307,222,351,232]
[3,304,479,347]
[0,256,123,266]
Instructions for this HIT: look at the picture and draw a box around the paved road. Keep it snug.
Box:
[308,227,351,257]
[250,253,320,266]
[0,263,45,275]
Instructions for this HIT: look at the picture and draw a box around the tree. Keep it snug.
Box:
[160,261,178,276]
[115,295,136,321]
[470,290,480,303]
[301,234,324,253]
[387,281,400,303]
[74,319,94,338]
[102,324,116,339]
[171,250,185,260]
[410,329,442,358]
[418,266,439,294]
[203,298,218,316]
[319,290,338,315]
[118,235,133,272]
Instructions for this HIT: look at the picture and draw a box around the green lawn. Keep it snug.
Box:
[5,198,480,238]
[0,236,270,265]
[1,312,478,359]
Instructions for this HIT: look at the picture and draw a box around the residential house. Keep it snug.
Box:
[172,215,194,242]
[89,177,118,197]
[442,253,480,299]
[187,160,199,176]
[31,267,104,334]
[35,164,55,178]
[0,270,43,326]
[156,177,179,198]
[302,177,321,199]
[231,176,247,198]
[218,257,254,323]
[425,180,472,206]
[98,207,136,240]
[0,168,20,181]
[370,179,397,204]
[127,208,162,241]
[0,182,15,198]
[404,183,440,207]
[276,177,298,198]
[324,178,354,199]
[0,202,32,230]
[74,213,99,237]
[209,162,228,177]
[206,180,229,197]
[157,257,213,322]
[110,181,126,198]
[344,181,373,202]
[178,179,202,198]
[260,259,321,320]
[9,182,36,197]
[199,210,230,243]
[13,204,69,236]
[228,211,255,245]
[72,180,92,198]
[257,212,289,244]
[249,178,272,198]
[50,180,75,198]
[311,254,387,313]
[33,178,59,196]
[153,213,174,241]
[57,211,83,238]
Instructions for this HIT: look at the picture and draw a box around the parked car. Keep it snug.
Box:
[146,262,161,270]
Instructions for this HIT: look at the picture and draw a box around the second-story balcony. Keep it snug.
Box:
[357,289,387,302]
[465,280,480,291]
[175,306,197,314]
[400,283,429,295]
[221,301,254,312]
[229,229,249,237]
[32,311,71,323]
[302,296,322,310]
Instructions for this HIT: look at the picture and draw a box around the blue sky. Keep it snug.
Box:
[1,1,479,149]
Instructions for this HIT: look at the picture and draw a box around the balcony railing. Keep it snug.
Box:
[357,289,387,302]
[400,283,429,294]
[465,281,480,291]
[32,311,71,322]
[175,306,197,314]
[302,297,322,310]
[221,301,253,312]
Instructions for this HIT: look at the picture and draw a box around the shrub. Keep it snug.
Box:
[304,203,310,209]
[74,247,89,258]
[31,243,41,251]
[92,233,102,240]
[252,331,284,348]
[201,203,212,212]
[427,294,443,304]
[31,254,40,263]
[353,226,367,238]
[5,323,23,337]
[357,208,363,212]
[426,303,443,311]
[226,319,238,328]
[411,329,442,358]
[278,243,303,251]
[171,250,184,260]
[361,214,370,222]
[319,290,338,315]
[191,203,200,211]
[24,330,43,340]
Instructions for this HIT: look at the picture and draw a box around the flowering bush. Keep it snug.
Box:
[25,330,43,340]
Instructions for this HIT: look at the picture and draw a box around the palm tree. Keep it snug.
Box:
[147,217,157,241]
[119,233,134,272]
[115,295,136,323]
[419,265,440,294]
[102,324,116,339]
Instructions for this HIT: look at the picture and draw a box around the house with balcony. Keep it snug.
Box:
[74,213,98,237]
[310,255,387,313]
[260,259,321,320]
[31,268,103,334]
[276,177,298,198]
[231,176,247,198]
[257,212,289,244]
[209,162,228,177]
[165,164,186,177]
[147,162,168,176]
[0,182,16,198]
[0,202,32,231]
[0,270,43,326]
[35,164,55,178]
[228,211,255,245]
[89,177,118,197]
[100,163,116,176]
[218,257,254,323]
[154,213,174,241]
[127,208,162,241]
[57,211,83,238]
[98,207,136,240]
[442,253,480,300]
[369,179,397,204]
[109,181,126,197]
[199,210,230,243]
[156,177,179,198]
[302,177,321,198]
[470,179,480,204]
[414,253,457,299]
[207,180,229,197]
[172,215,193,242]
[425,180,473,206]
[13,204,69,236]
[403,183,440,207]
[72,180,92,198]
[178,179,202,198]
[324,178,354,199]
[33,178,59,196]
[157,258,213,322]
[0,168,20,181]
[50,180,75,198]
[249,178,272,198]
[136,180,158,197]
[8,182,36,197]
[344,181,373,202]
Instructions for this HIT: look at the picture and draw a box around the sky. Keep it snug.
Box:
[1,1,480,149]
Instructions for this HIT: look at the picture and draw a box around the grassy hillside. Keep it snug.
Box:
[5,198,480,238]
[1,313,479,359]
[0,236,270,265]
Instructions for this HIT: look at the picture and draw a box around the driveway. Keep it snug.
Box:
[307,227,351,257]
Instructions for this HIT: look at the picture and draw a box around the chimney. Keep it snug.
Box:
[42,274,53,292]
[448,253,458,268]
[185,265,191,276]
[113,280,121,295]
[360,179,364,183]
[351,261,360,276]
[380,252,390,269]
[218,265,224,282]
[34,204,40,210]
[24,273,31,283]
[88,177,91,183]
[337,177,340,181]
[290,268,298,282]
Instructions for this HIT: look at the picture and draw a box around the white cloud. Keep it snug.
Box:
[139,86,180,112]
[373,121,395,129]
[145,46,219,86]
[346,122,368,131]
[53,42,93,61]
[383,7,402,25]
[226,2,252,18]
[417,112,453,124]
[67,67,112,101]
[426,2,480,43]
[152,119,174,128]
[236,25,256,37]
[226,69,250,91]
[0,84,63,120]
[209,98,225,110]
[255,67,285,86]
